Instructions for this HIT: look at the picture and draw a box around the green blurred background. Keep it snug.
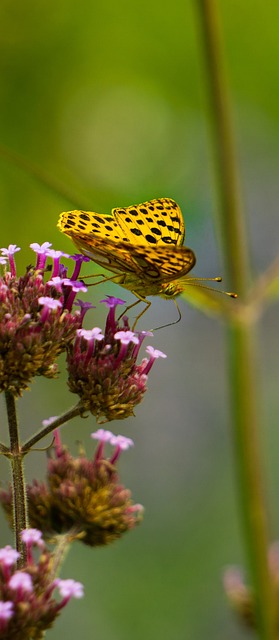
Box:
[1,1,279,638]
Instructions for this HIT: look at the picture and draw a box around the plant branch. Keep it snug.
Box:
[21,403,84,453]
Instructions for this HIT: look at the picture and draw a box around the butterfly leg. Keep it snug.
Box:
[85,274,125,286]
[152,299,182,331]
[117,294,151,330]
[131,298,151,330]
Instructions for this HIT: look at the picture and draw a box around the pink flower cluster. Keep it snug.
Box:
[0,529,83,638]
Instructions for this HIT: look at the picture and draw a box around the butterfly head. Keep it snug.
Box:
[159,282,185,299]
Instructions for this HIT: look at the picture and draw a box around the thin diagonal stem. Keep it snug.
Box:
[196,1,276,638]
[22,403,83,453]
[0,143,92,210]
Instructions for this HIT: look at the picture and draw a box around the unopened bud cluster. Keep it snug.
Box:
[223,542,279,631]
[0,430,143,547]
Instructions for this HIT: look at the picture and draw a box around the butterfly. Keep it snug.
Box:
[57,197,236,327]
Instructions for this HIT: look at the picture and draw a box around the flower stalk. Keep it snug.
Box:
[5,391,27,565]
[196,0,276,638]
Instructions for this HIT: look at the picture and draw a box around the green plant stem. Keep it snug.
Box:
[21,403,83,453]
[47,534,71,583]
[196,0,249,296]
[5,391,28,565]
[196,1,276,638]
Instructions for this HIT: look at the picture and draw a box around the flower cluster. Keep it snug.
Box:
[0,240,167,637]
[0,528,83,639]
[0,430,143,547]
[0,244,91,395]
[0,245,166,418]
[67,296,167,422]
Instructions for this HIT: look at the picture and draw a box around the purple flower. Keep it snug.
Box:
[0,601,14,632]
[0,245,82,394]
[74,299,96,322]
[30,242,52,270]
[21,528,44,547]
[0,547,20,568]
[9,571,33,595]
[55,579,84,601]
[0,534,85,636]
[62,279,88,312]
[0,601,14,620]
[91,428,114,443]
[47,276,65,291]
[69,254,90,281]
[100,296,126,334]
[91,428,134,464]
[143,345,167,374]
[114,330,139,345]
[0,245,21,277]
[67,299,167,422]
[76,328,104,341]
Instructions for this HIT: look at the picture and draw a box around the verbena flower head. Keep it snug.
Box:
[67,296,167,422]
[0,243,89,395]
[0,431,143,548]
[0,529,83,639]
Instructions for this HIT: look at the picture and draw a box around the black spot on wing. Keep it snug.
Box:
[150,227,162,236]
[145,234,157,244]
[93,215,106,223]
[161,237,176,244]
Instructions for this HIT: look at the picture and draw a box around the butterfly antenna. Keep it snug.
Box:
[185,277,237,298]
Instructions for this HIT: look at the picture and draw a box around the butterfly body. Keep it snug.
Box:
[58,198,196,306]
